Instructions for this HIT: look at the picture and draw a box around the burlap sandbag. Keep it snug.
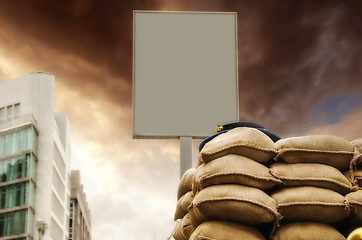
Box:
[269,162,353,195]
[173,213,195,240]
[345,190,362,224]
[275,135,354,171]
[194,154,281,193]
[349,139,362,187]
[189,220,266,240]
[273,222,346,240]
[188,184,280,227]
[199,127,277,164]
[174,191,194,220]
[177,168,196,200]
[344,169,362,187]
[271,186,349,223]
[351,139,362,153]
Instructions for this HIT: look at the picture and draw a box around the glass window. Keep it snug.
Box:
[0,127,37,158]
[0,182,29,209]
[0,209,27,237]
[0,154,30,183]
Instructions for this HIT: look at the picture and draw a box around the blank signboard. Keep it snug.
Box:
[133,11,239,138]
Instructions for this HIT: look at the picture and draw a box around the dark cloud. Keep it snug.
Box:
[232,0,362,136]
[1,1,361,138]
[0,0,164,106]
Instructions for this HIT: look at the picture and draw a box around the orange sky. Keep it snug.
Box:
[0,0,362,239]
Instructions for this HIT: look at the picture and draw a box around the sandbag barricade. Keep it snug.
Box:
[173,126,360,239]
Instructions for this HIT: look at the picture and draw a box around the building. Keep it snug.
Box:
[0,72,71,240]
[69,170,91,240]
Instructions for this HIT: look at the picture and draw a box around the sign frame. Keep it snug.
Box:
[132,10,239,139]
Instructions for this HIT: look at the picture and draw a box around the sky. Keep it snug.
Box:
[0,0,362,239]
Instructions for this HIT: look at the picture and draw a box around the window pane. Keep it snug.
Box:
[0,154,31,183]
[0,127,37,158]
[0,182,29,209]
[0,209,27,237]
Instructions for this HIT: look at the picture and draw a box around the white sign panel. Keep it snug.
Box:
[133,11,239,138]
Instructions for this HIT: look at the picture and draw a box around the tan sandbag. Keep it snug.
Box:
[345,190,362,224]
[194,154,281,193]
[188,184,279,227]
[271,186,349,223]
[351,139,362,153]
[199,127,277,164]
[344,169,362,187]
[177,168,196,200]
[189,220,266,240]
[173,213,195,240]
[349,139,362,187]
[273,222,346,240]
[275,135,354,170]
[269,162,352,195]
[174,191,194,220]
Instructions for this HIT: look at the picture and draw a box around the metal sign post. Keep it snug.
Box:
[179,136,193,178]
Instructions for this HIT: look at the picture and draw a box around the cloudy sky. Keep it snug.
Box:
[0,0,362,239]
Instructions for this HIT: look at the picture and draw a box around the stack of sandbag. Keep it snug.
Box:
[271,135,355,239]
[174,168,196,240]
[187,127,281,240]
[173,127,361,239]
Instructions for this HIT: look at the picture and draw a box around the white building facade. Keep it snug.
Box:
[69,170,91,240]
[0,72,71,240]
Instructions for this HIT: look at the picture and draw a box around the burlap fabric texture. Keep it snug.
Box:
[272,222,346,240]
[275,135,354,171]
[269,162,353,195]
[271,186,350,224]
[174,191,194,220]
[199,127,277,165]
[349,139,362,188]
[189,220,266,240]
[177,168,196,200]
[188,184,280,227]
[194,154,281,194]
[345,190,362,224]
[173,213,195,240]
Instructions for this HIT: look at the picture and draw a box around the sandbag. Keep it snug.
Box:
[269,162,352,195]
[189,220,266,240]
[345,190,362,224]
[344,169,362,187]
[194,154,281,193]
[351,139,362,153]
[177,168,196,200]
[271,186,349,223]
[174,191,194,220]
[273,222,346,240]
[275,135,354,170]
[188,184,279,227]
[173,213,195,240]
[199,127,277,164]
